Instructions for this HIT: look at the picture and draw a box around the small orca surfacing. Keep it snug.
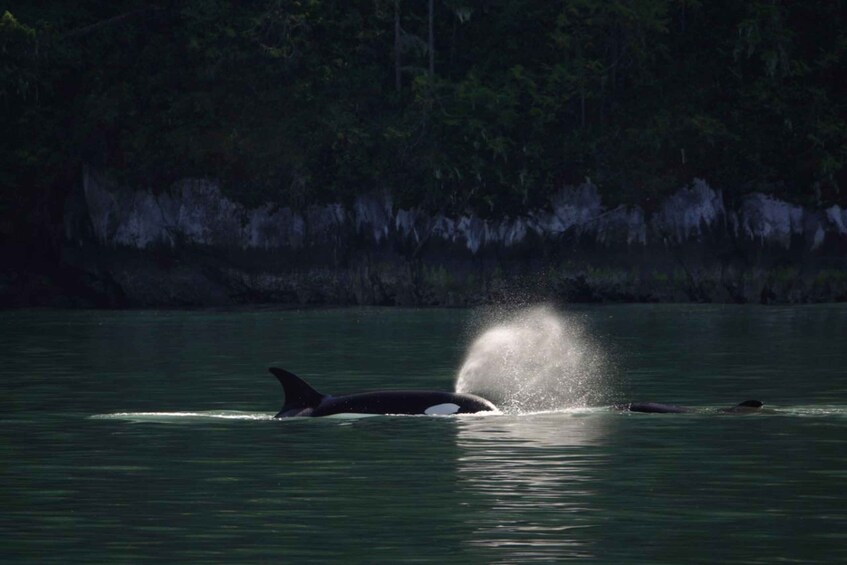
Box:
[269,367,498,418]
[615,400,764,414]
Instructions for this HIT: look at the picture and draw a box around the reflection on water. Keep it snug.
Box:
[455,412,610,560]
[457,410,610,449]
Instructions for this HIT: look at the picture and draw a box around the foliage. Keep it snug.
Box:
[1,0,846,244]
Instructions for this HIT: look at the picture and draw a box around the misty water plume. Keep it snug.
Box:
[455,305,610,414]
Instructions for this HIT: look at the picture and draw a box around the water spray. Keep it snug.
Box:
[455,305,609,413]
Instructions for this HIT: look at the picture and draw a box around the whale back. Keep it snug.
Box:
[311,390,496,417]
[269,367,326,417]
[621,402,691,413]
[718,399,765,413]
[616,399,765,414]
[269,367,498,417]
[736,400,763,408]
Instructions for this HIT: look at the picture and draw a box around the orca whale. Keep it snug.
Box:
[615,400,764,414]
[269,367,498,417]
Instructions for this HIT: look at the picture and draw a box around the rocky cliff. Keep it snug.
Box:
[55,170,847,307]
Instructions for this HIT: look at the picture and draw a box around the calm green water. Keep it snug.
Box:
[2,305,846,563]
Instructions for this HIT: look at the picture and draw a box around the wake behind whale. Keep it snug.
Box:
[455,305,612,414]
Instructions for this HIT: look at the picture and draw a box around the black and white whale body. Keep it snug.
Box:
[615,400,764,414]
[270,367,498,417]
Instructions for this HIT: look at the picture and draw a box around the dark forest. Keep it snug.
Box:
[3,2,845,242]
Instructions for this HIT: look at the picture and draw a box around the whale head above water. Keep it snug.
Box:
[269,367,498,418]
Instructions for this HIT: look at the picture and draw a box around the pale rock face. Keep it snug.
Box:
[306,203,345,246]
[353,193,392,243]
[735,193,806,248]
[394,209,422,242]
[247,205,304,249]
[457,216,486,253]
[429,215,457,242]
[826,205,847,235]
[114,191,168,248]
[550,183,604,235]
[596,206,648,246]
[529,183,604,237]
[84,172,175,248]
[174,181,245,247]
[651,179,724,244]
[81,169,842,254]
[503,218,528,247]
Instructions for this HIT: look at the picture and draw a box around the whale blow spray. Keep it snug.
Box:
[455,305,609,413]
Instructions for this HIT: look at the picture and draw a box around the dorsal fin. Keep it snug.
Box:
[269,367,325,414]
[736,400,763,408]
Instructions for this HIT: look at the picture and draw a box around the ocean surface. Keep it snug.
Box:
[2,305,846,563]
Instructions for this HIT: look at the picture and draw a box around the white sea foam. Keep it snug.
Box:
[91,411,276,421]
[455,305,610,414]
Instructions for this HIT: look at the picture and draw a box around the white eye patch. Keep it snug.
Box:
[424,403,460,415]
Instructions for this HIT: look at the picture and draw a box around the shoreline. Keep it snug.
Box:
[3,174,845,309]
